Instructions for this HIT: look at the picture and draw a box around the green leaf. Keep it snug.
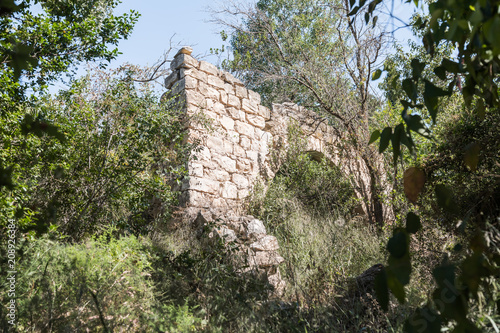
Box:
[368,129,380,144]
[406,114,431,138]
[372,68,382,80]
[348,6,359,16]
[410,58,426,78]
[387,229,408,258]
[387,270,406,303]
[379,127,392,153]
[464,142,480,171]
[405,212,421,234]
[423,88,439,122]
[374,268,389,311]
[391,123,404,163]
[434,66,447,80]
[403,78,417,101]
[441,58,460,73]
[403,167,426,203]
[388,254,411,285]
[404,306,443,333]
[435,184,457,213]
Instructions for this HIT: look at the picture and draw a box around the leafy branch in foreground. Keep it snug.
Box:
[351,0,500,331]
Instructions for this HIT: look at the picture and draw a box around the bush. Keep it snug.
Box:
[10,231,205,332]
[1,66,192,240]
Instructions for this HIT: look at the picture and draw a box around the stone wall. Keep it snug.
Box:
[163,47,390,294]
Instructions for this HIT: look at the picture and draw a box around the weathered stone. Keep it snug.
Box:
[190,162,204,177]
[235,85,248,99]
[205,169,230,182]
[222,71,243,86]
[180,68,208,82]
[206,136,224,151]
[250,235,279,251]
[234,120,254,137]
[240,136,252,149]
[221,182,238,199]
[220,116,234,131]
[246,114,266,129]
[164,71,179,89]
[248,90,261,105]
[233,144,246,157]
[224,82,235,95]
[170,53,199,70]
[258,105,271,120]
[199,61,219,75]
[218,156,237,173]
[208,75,225,89]
[246,219,266,238]
[232,173,249,189]
[227,94,241,108]
[253,251,285,267]
[199,81,220,100]
[185,90,206,107]
[182,177,219,194]
[176,46,193,56]
[241,98,259,115]
[220,90,228,104]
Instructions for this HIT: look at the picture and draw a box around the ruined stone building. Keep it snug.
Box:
[163,47,390,294]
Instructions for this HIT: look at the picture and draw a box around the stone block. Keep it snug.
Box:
[232,173,249,189]
[221,71,243,86]
[199,61,219,75]
[240,136,252,149]
[225,130,240,144]
[235,85,248,99]
[220,90,228,104]
[205,168,230,182]
[258,105,271,120]
[212,101,226,115]
[211,226,237,243]
[250,235,279,251]
[198,81,220,100]
[248,90,261,105]
[180,68,208,82]
[206,136,224,151]
[236,159,251,172]
[187,190,211,208]
[220,116,234,131]
[227,107,243,120]
[227,94,241,108]
[164,71,179,89]
[242,98,259,115]
[221,182,238,199]
[253,251,285,267]
[234,121,254,137]
[185,90,206,108]
[246,114,265,129]
[218,156,237,173]
[233,144,246,157]
[190,162,204,177]
[224,82,235,95]
[208,75,225,89]
[170,54,199,70]
[237,189,250,200]
[246,219,266,238]
[183,177,219,194]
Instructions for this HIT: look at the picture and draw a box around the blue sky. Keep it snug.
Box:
[110,0,241,67]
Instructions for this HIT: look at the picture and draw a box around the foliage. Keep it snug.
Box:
[7,231,205,332]
[354,0,500,330]
[0,0,139,202]
[1,66,191,239]
[215,0,389,225]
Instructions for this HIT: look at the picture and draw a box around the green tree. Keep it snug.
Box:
[357,0,500,331]
[215,0,390,225]
[0,0,139,194]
